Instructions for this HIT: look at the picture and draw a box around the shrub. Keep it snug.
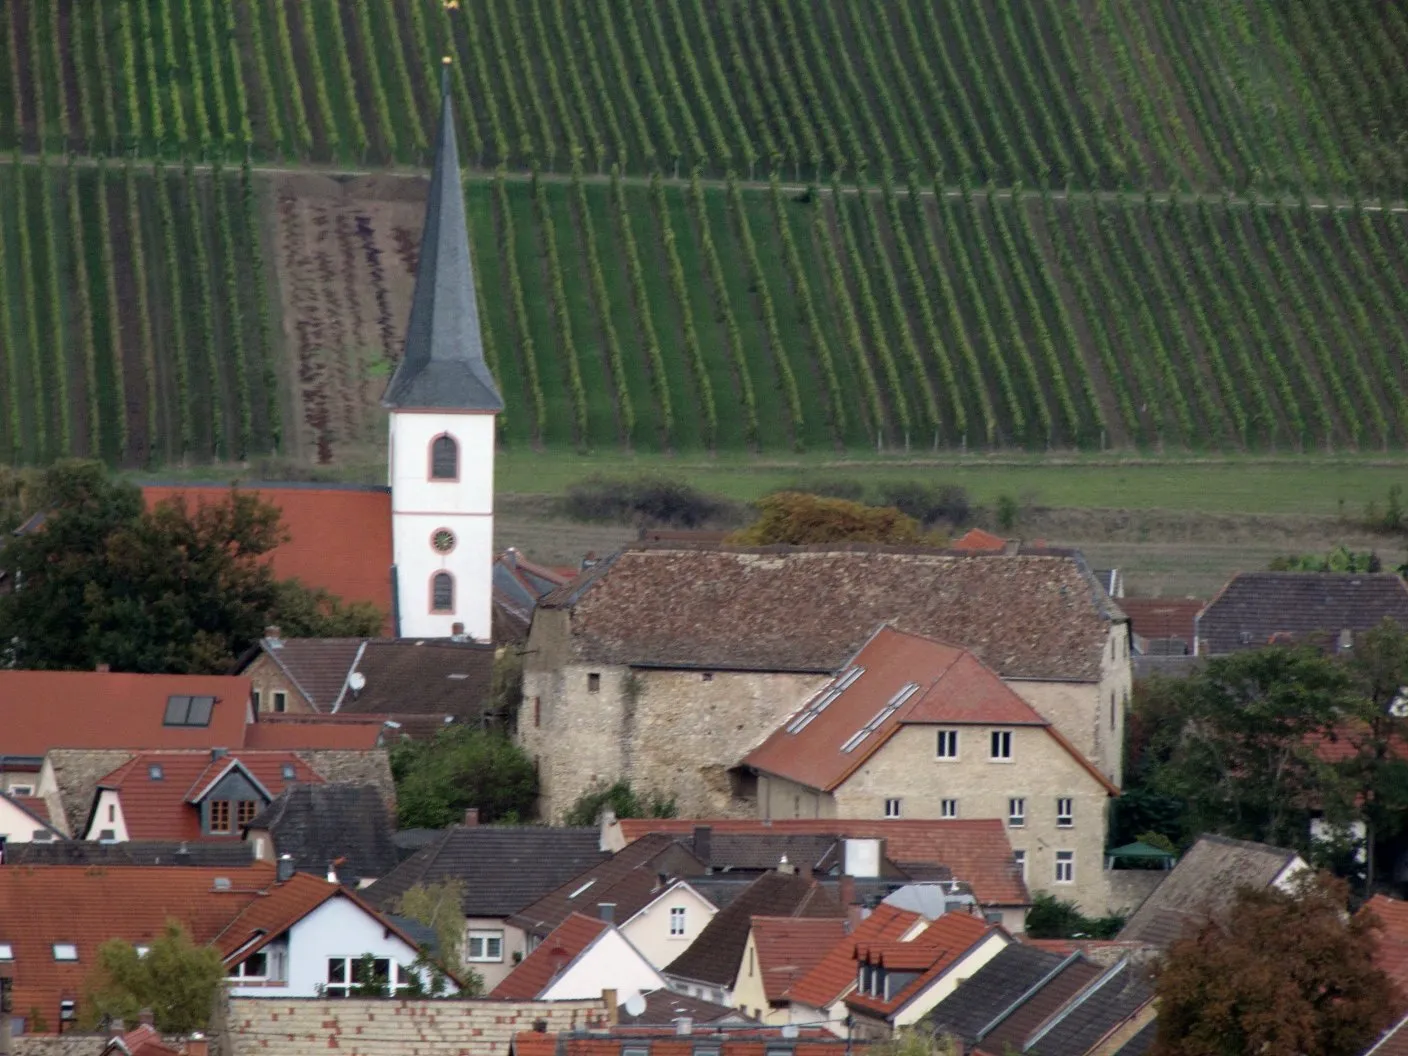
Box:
[781,476,866,502]
[563,474,734,528]
[1024,893,1124,940]
[996,494,1020,531]
[875,482,972,527]
[563,780,678,827]
[731,492,945,547]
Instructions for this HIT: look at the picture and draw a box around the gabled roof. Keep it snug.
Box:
[665,872,843,987]
[249,638,365,709]
[365,825,606,919]
[744,627,1116,795]
[618,988,751,1026]
[509,833,706,937]
[1118,834,1303,947]
[104,1023,181,1056]
[749,916,849,1002]
[141,484,393,629]
[1362,895,1408,999]
[924,944,1068,1045]
[1120,598,1204,644]
[490,913,610,1000]
[495,550,571,624]
[1196,572,1408,655]
[245,783,398,886]
[847,914,997,1019]
[0,791,63,837]
[382,66,502,413]
[617,819,1030,907]
[540,545,1123,680]
[0,671,249,756]
[92,750,323,842]
[788,903,925,1010]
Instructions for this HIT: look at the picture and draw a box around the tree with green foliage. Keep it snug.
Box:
[563,780,678,827]
[393,878,484,997]
[0,462,381,672]
[82,920,226,1033]
[1023,893,1124,940]
[1269,546,1382,573]
[1152,873,1399,1056]
[869,1028,959,1056]
[729,492,945,547]
[390,726,538,829]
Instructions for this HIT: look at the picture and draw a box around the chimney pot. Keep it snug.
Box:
[451,622,465,636]
[674,1017,693,1036]
[139,1009,155,1028]
[463,808,480,826]
[277,854,295,883]
[264,625,282,644]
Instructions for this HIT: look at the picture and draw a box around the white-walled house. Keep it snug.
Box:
[491,912,667,1003]
[619,879,718,970]
[0,792,63,855]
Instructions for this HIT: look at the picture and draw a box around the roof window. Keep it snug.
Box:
[52,943,77,961]
[281,763,296,781]
[787,667,865,734]
[0,943,12,960]
[148,764,164,780]
[841,683,921,753]
[568,879,596,899]
[164,695,215,727]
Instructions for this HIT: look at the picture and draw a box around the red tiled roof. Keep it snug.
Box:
[210,871,415,960]
[516,1035,853,1056]
[242,714,385,750]
[0,672,250,757]
[0,863,277,1023]
[788,904,924,1009]
[142,485,392,631]
[95,751,323,841]
[750,916,848,1002]
[1120,598,1204,642]
[1367,1013,1408,1056]
[951,529,1007,552]
[8,795,54,828]
[1363,895,1408,999]
[491,913,610,1000]
[618,820,1029,907]
[846,914,996,1018]
[745,627,1118,797]
[106,1023,180,1056]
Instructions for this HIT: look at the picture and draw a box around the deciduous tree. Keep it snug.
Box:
[83,920,226,1033]
[729,492,944,547]
[390,727,537,829]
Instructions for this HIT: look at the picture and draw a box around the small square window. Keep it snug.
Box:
[587,672,601,692]
[273,691,287,714]
[940,799,958,819]
[1055,851,1075,884]
[209,800,232,834]
[990,730,1013,760]
[148,764,163,780]
[237,801,260,827]
[9,785,32,797]
[52,944,77,962]
[936,729,959,759]
[59,1000,76,1022]
[1057,798,1074,828]
[884,798,902,818]
[281,763,296,781]
[1008,798,1025,827]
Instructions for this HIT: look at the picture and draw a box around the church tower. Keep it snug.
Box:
[383,60,501,641]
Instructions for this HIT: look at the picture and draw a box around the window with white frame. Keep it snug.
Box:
[1013,849,1026,880]
[1008,798,1025,827]
[990,730,1012,760]
[670,906,687,936]
[0,943,12,960]
[228,950,269,981]
[467,930,504,962]
[1055,851,1075,884]
[936,729,959,759]
[940,798,957,818]
[8,785,32,796]
[1057,797,1074,828]
[324,956,413,997]
[884,798,902,818]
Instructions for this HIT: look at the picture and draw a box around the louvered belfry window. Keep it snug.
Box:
[432,572,455,613]
[430,435,458,479]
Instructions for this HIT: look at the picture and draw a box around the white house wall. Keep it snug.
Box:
[0,797,54,845]
[540,929,666,1003]
[892,931,1009,1027]
[82,789,129,842]
[620,883,717,970]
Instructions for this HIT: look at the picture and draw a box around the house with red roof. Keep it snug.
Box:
[1363,894,1408,1001]
[729,916,847,1023]
[743,627,1120,914]
[490,912,667,1004]
[0,790,64,855]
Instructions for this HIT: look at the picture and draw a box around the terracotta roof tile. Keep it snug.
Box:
[846,914,996,1018]
[94,751,323,841]
[1367,1013,1408,1056]
[0,863,276,1022]
[1363,895,1408,1000]
[542,546,1122,681]
[491,912,610,999]
[209,871,414,960]
[620,820,1028,907]
[951,530,1008,552]
[106,1023,181,1056]
[1119,599,1204,643]
[744,628,1073,794]
[618,988,747,1026]
[142,485,392,631]
[242,715,386,751]
[0,672,251,757]
[788,904,924,1009]
[750,916,849,1002]
[1196,572,1408,655]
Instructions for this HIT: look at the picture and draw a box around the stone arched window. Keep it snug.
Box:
[431,571,455,613]
[429,434,458,480]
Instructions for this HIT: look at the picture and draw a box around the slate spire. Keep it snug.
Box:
[382,59,503,412]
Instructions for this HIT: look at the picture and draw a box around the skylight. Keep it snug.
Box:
[163,695,215,727]
[52,943,77,961]
[148,764,164,780]
[786,667,865,734]
[0,943,12,960]
[840,683,921,754]
[568,879,596,899]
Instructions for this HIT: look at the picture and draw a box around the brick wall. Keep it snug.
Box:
[217,996,609,1056]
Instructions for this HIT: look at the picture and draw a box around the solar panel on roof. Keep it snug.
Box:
[162,694,215,727]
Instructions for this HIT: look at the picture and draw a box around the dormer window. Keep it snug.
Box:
[430,435,458,480]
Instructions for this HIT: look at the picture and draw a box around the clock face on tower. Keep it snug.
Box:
[431,528,457,554]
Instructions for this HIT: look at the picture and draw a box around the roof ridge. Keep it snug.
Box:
[1021,957,1129,1051]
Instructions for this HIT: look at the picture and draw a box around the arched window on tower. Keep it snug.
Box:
[430,434,458,480]
[431,572,455,613]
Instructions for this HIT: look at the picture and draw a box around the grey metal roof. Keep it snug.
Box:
[382,68,503,413]
[246,783,399,887]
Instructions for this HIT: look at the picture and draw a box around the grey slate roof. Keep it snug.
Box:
[619,989,753,1027]
[1118,834,1302,947]
[245,783,398,887]
[1020,960,1153,1056]
[336,639,496,719]
[924,944,1067,1045]
[1113,1019,1158,1056]
[381,68,502,413]
[4,840,256,867]
[364,825,606,918]
[1196,572,1408,655]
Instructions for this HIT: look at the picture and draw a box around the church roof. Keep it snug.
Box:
[382,63,503,414]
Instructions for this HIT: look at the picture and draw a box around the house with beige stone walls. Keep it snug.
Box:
[520,544,1129,822]
[743,626,1119,914]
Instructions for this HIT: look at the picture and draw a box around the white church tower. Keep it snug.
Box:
[383,61,501,641]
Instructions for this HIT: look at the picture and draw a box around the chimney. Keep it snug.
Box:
[693,825,712,864]
[674,1017,693,1036]
[210,747,227,761]
[138,1009,155,1028]
[451,622,467,641]
[597,902,616,923]
[174,843,192,866]
[264,625,283,648]
[277,854,295,883]
[95,663,110,674]
[185,1033,208,1056]
[327,861,339,884]
[505,547,519,568]
[108,1019,126,1040]
[601,990,617,1026]
[778,854,796,875]
[463,807,480,826]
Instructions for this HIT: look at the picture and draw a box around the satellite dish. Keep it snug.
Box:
[622,992,647,1018]
[348,672,367,693]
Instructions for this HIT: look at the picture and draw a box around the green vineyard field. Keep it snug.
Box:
[3,0,1408,195]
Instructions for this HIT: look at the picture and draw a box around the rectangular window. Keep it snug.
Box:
[252,689,261,712]
[587,672,601,693]
[467,931,504,963]
[1013,850,1027,880]
[162,695,214,727]
[324,956,409,997]
[940,798,958,819]
[669,906,687,936]
[936,729,959,759]
[990,730,1013,760]
[0,944,12,960]
[237,801,260,828]
[229,951,269,980]
[1057,798,1074,828]
[1055,851,1075,884]
[884,798,902,818]
[8,786,32,797]
[1008,798,1025,827]
[209,800,231,834]
[52,944,77,962]
[273,690,287,714]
